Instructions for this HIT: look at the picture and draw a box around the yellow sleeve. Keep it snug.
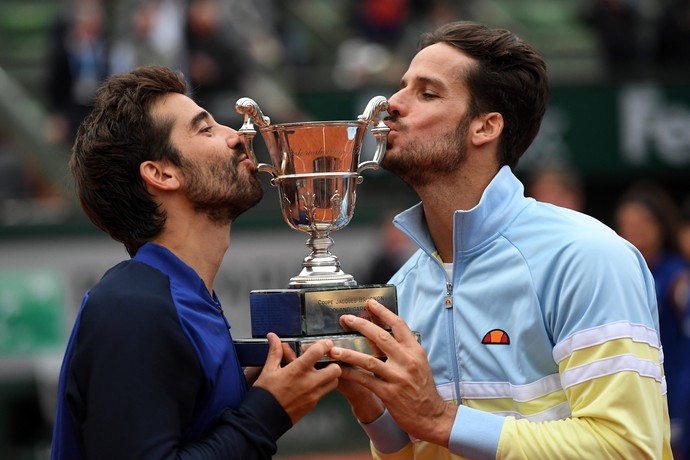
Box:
[497,338,672,459]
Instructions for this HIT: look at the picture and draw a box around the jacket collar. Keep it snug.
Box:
[394,166,530,255]
[133,242,217,304]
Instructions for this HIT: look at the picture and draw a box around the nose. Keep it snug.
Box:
[386,90,403,118]
[223,125,242,148]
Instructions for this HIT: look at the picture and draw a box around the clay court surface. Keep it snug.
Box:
[276,451,371,460]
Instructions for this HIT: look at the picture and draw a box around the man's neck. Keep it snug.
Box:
[152,218,231,295]
[416,164,498,263]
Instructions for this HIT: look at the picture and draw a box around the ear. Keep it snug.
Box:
[140,160,181,192]
[471,112,503,147]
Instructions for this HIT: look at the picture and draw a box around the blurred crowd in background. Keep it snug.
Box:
[1,0,690,212]
[525,163,690,459]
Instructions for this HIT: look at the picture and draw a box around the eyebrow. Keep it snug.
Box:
[188,110,211,132]
[400,75,446,90]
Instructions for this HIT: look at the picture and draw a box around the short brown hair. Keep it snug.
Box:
[70,65,187,256]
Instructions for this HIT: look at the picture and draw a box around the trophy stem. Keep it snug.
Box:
[288,231,356,288]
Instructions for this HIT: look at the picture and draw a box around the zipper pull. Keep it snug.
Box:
[215,300,231,330]
[444,282,453,309]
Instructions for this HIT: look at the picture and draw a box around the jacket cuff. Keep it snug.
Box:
[359,408,410,453]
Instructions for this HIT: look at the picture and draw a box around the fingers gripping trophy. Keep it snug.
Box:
[233,96,399,365]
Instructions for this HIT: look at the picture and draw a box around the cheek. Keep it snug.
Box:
[395,121,439,147]
[416,113,463,137]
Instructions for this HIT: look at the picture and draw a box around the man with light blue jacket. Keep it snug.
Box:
[328,21,673,459]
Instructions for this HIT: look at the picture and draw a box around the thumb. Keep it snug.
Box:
[264,332,284,369]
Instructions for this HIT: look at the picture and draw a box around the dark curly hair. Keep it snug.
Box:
[70,65,187,256]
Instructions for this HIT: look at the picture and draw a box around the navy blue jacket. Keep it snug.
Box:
[51,242,291,459]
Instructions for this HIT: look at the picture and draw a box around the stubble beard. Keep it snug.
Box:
[182,157,264,226]
[382,116,470,189]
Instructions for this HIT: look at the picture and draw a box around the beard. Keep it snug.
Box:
[181,155,263,225]
[382,114,471,188]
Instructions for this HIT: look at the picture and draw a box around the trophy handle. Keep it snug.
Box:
[356,96,390,175]
[235,98,277,176]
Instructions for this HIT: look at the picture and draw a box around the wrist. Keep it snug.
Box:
[353,396,385,423]
[426,402,458,447]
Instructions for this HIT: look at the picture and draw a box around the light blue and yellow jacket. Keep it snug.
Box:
[363,166,672,459]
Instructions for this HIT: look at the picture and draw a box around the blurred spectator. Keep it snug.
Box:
[45,0,110,145]
[679,201,690,264]
[654,0,690,76]
[356,0,410,47]
[0,131,30,201]
[142,0,187,68]
[679,220,690,264]
[110,0,187,73]
[525,162,585,212]
[360,216,416,285]
[615,181,690,460]
[184,0,249,123]
[203,0,304,123]
[0,129,67,224]
[333,1,461,91]
[580,0,658,78]
[0,130,62,202]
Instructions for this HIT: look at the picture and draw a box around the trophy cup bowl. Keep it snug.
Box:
[233,96,402,365]
[236,95,390,288]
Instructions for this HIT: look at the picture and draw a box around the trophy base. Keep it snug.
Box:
[235,283,400,367]
[234,333,380,367]
[247,284,397,337]
[234,331,421,367]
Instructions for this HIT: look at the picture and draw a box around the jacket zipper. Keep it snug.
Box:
[445,280,462,402]
[214,299,231,331]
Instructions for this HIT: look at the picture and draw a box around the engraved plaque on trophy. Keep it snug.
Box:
[233,96,398,366]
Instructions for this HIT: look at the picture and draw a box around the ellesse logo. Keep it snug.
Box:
[481,328,510,345]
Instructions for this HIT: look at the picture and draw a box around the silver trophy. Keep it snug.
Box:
[233,96,399,365]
